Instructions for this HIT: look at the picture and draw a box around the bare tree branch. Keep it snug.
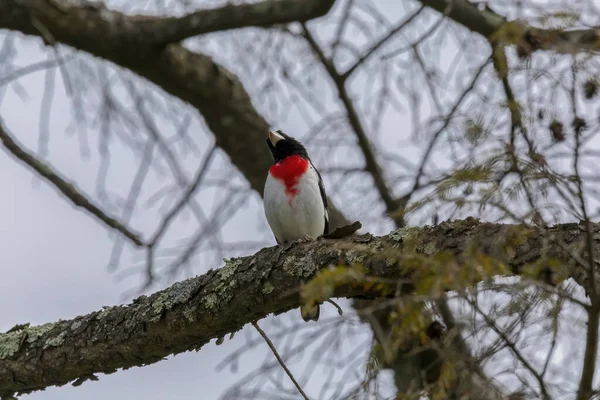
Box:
[420,0,600,54]
[252,321,310,400]
[340,5,426,80]
[301,24,402,225]
[4,0,335,46]
[1,218,598,398]
[0,118,144,246]
[145,0,337,45]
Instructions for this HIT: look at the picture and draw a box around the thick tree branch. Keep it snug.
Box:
[0,0,349,230]
[4,0,335,46]
[144,0,337,45]
[420,0,600,54]
[1,218,598,397]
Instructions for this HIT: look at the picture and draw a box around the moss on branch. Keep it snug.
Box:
[0,219,598,397]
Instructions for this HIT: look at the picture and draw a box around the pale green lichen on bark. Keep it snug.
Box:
[25,322,59,344]
[202,293,219,309]
[282,255,299,275]
[182,306,197,322]
[389,226,422,242]
[43,331,67,349]
[262,281,274,294]
[150,279,200,321]
[210,258,242,304]
[389,226,438,255]
[213,278,237,303]
[150,293,173,322]
[346,250,367,264]
[0,321,63,359]
[96,306,114,320]
[282,251,316,278]
[220,258,241,279]
[0,330,23,359]
[422,241,437,255]
[197,259,244,311]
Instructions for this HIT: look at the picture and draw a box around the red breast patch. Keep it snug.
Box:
[269,155,309,198]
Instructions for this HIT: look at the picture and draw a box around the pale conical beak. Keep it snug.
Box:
[268,130,284,145]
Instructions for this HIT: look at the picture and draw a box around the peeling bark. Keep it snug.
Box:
[1,218,598,397]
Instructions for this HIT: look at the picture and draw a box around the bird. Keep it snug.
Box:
[264,129,329,322]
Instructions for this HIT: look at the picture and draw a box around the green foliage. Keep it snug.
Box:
[434,164,494,206]
[463,117,487,144]
[432,362,458,400]
[489,22,526,48]
[300,264,366,308]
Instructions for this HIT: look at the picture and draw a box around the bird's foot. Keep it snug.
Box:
[280,235,315,250]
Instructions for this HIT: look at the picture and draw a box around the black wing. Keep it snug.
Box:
[312,162,329,235]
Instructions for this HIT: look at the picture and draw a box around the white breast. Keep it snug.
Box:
[264,164,326,243]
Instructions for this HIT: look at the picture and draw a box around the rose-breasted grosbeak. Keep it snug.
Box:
[264,130,329,322]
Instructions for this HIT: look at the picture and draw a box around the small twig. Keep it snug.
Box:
[326,299,343,315]
[252,321,310,400]
[0,118,143,246]
[398,58,491,220]
[142,246,154,290]
[166,187,248,275]
[301,24,402,226]
[341,6,426,80]
[108,136,155,270]
[471,301,550,400]
[30,16,56,46]
[570,60,599,400]
[149,144,217,247]
[330,0,354,60]
[0,55,75,88]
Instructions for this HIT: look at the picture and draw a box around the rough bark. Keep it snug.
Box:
[1,218,598,397]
